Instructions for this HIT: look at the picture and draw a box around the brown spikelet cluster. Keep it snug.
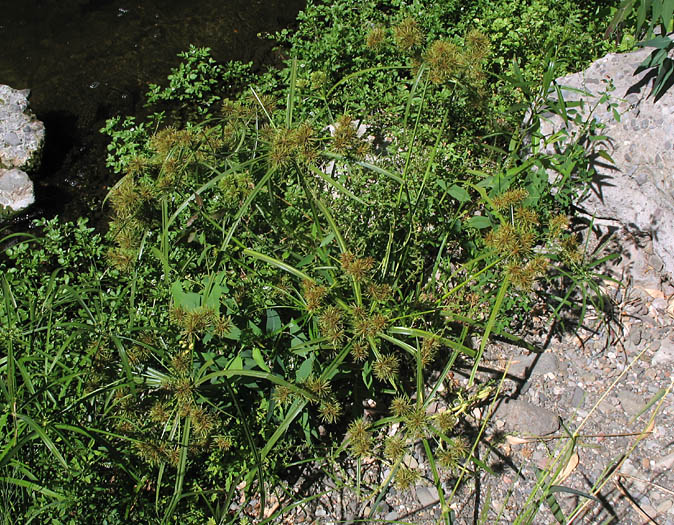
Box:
[149,126,193,159]
[242,93,277,121]
[437,437,470,471]
[169,305,226,339]
[492,188,529,211]
[267,122,318,167]
[548,214,570,239]
[353,311,388,339]
[559,234,583,264]
[403,407,430,439]
[149,401,171,425]
[366,25,387,50]
[330,115,370,157]
[515,206,540,230]
[434,410,458,433]
[273,385,295,406]
[484,223,535,260]
[421,29,490,86]
[393,17,424,51]
[218,170,254,209]
[340,252,375,281]
[368,282,393,302]
[305,376,332,401]
[346,418,372,458]
[390,395,412,418]
[303,279,328,312]
[383,434,407,462]
[318,306,344,345]
[373,353,399,382]
[424,40,464,84]
[394,465,421,490]
[350,341,369,362]
[506,255,549,291]
[420,336,440,368]
[318,399,342,424]
[214,435,233,451]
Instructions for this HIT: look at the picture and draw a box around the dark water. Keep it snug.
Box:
[1,0,304,224]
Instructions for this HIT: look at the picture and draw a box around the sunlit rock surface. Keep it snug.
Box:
[0,84,43,211]
[537,39,674,279]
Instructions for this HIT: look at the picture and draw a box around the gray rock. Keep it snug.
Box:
[494,398,560,436]
[384,510,400,521]
[652,338,674,365]
[616,389,646,418]
[570,386,585,409]
[0,85,44,171]
[535,38,674,279]
[509,352,559,379]
[0,85,43,211]
[0,169,35,211]
[415,485,439,507]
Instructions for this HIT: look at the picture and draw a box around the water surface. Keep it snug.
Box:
[1,0,304,222]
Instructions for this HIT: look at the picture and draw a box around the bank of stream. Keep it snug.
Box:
[1,0,304,226]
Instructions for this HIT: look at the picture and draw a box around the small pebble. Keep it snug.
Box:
[416,486,439,507]
[656,499,673,514]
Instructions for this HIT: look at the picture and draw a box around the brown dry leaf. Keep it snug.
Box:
[264,499,281,519]
[640,287,665,300]
[554,451,579,485]
[506,435,535,445]
[667,297,674,319]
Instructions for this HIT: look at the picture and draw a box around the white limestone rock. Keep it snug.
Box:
[0,85,43,211]
[0,168,35,211]
[535,39,674,279]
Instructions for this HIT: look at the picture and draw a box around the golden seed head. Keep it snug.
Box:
[373,353,399,382]
[384,435,407,462]
[305,376,332,400]
[368,283,393,302]
[366,26,387,50]
[394,465,420,490]
[346,418,372,457]
[390,396,413,418]
[319,306,344,345]
[515,206,539,229]
[318,399,342,424]
[214,435,233,451]
[340,252,375,281]
[548,214,570,239]
[465,29,491,62]
[420,336,440,368]
[393,17,424,51]
[492,188,529,210]
[272,385,295,406]
[424,40,465,84]
[404,407,430,439]
[303,279,328,313]
[434,410,458,433]
[350,341,369,362]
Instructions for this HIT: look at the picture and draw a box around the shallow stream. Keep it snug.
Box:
[1,0,304,224]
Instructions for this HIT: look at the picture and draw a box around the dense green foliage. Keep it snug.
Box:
[2,0,657,522]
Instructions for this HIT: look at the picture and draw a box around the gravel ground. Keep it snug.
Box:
[237,223,674,524]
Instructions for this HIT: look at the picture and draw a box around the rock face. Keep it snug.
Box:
[0,169,35,211]
[0,84,44,211]
[538,41,674,279]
